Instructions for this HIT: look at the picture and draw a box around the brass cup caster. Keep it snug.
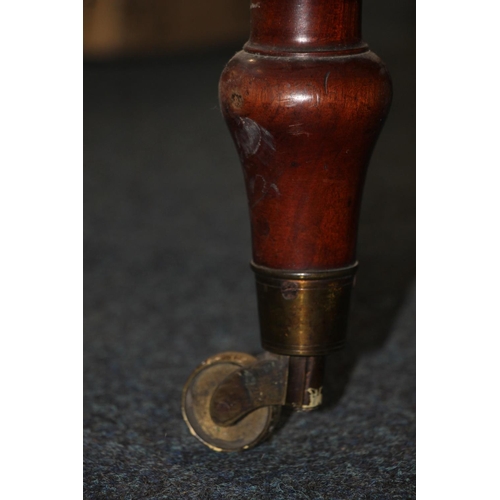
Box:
[182,263,357,452]
[182,351,325,452]
[181,352,281,452]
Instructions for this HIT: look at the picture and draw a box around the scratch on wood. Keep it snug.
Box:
[250,2,261,8]
[236,117,275,159]
[270,183,281,195]
[324,71,330,93]
[251,175,267,208]
[251,176,281,208]
[288,123,311,137]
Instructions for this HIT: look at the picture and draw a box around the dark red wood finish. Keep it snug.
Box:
[220,0,392,270]
[246,0,364,55]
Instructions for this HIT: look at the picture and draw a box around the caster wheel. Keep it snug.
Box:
[182,352,280,452]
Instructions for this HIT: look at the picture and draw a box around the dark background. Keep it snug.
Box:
[84,0,415,497]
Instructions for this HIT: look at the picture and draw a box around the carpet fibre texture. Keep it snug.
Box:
[84,8,415,497]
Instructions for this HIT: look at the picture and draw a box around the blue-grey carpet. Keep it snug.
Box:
[84,7,415,496]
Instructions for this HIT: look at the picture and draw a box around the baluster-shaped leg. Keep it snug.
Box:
[182,0,392,452]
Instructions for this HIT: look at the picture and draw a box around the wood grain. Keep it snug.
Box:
[219,0,392,270]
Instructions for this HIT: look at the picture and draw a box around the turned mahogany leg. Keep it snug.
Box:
[182,0,392,452]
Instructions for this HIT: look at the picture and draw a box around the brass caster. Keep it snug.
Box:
[181,352,281,452]
[182,350,326,451]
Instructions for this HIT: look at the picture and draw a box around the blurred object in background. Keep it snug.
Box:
[83,0,250,58]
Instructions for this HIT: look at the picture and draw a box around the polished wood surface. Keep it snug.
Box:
[245,0,363,55]
[219,0,392,270]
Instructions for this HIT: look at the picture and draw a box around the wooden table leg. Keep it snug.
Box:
[182,0,392,452]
